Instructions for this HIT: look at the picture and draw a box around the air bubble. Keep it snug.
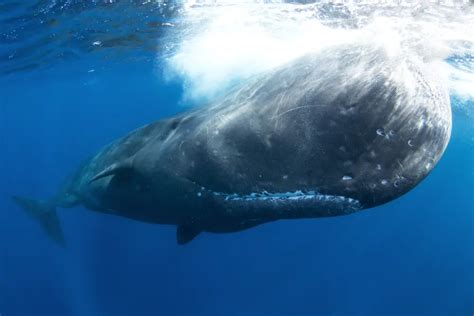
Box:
[197,192,202,197]
[376,128,385,137]
[381,179,388,185]
[408,139,414,147]
[388,130,396,137]
[342,175,353,181]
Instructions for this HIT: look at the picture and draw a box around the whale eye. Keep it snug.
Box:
[170,119,180,130]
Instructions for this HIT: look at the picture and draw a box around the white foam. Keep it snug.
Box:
[163,1,474,110]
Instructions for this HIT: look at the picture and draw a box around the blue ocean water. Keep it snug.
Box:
[1,1,473,316]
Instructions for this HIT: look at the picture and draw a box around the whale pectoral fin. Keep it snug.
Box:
[89,163,134,183]
[176,225,201,245]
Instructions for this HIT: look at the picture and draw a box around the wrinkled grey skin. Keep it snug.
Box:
[14,44,452,244]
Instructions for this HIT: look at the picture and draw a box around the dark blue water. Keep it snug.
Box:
[1,2,473,316]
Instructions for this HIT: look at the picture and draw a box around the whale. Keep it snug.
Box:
[12,44,452,245]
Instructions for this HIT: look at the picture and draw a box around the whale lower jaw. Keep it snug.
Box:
[212,190,362,219]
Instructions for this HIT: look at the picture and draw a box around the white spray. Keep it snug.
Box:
[163,1,474,113]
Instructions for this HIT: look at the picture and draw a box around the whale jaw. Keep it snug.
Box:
[212,190,362,220]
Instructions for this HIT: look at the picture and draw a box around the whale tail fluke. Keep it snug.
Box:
[11,196,66,247]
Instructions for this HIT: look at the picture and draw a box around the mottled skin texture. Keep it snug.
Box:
[15,45,452,244]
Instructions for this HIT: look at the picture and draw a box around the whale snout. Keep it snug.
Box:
[255,46,452,211]
[151,45,452,226]
[310,61,452,209]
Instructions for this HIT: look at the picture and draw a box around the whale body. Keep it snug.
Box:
[13,44,452,245]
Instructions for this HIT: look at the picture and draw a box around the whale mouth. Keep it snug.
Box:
[213,190,359,204]
[185,177,362,217]
[209,189,363,218]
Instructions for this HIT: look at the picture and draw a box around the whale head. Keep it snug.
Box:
[157,44,452,227]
